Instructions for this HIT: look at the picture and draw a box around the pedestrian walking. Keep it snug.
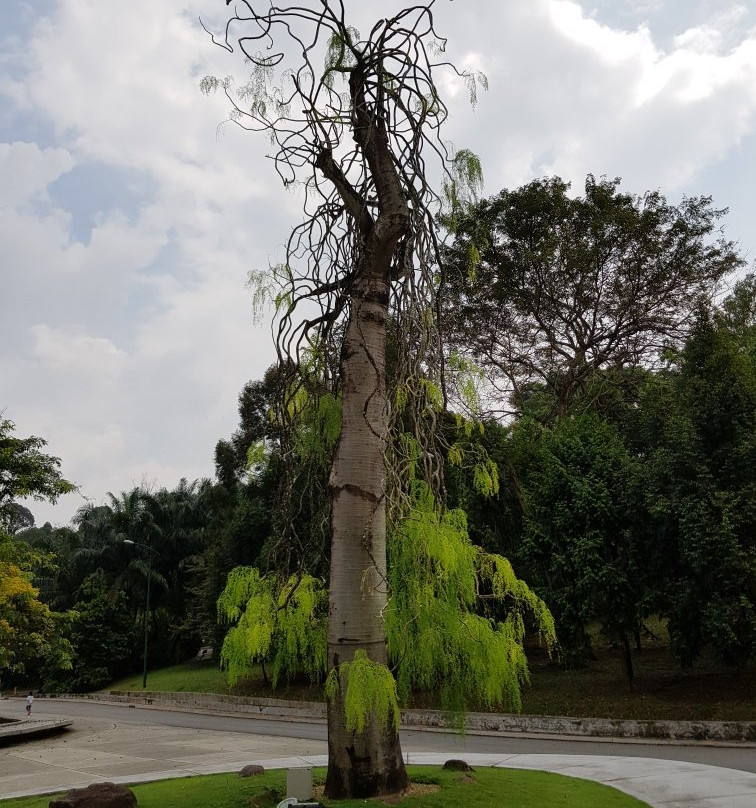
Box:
[25,692,33,716]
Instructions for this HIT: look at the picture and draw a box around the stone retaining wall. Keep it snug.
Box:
[41,692,756,743]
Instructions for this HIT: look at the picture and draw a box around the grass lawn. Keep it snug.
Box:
[0,766,652,808]
[107,648,756,722]
[108,662,234,695]
[521,645,756,722]
[108,661,323,702]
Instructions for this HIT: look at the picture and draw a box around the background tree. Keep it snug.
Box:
[17,522,81,611]
[0,418,76,531]
[443,176,742,417]
[0,417,75,684]
[0,533,72,680]
[61,570,138,691]
[720,273,756,363]
[632,305,755,667]
[214,363,288,489]
[515,413,643,681]
[203,1,488,796]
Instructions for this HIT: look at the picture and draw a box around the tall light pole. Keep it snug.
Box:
[123,539,158,689]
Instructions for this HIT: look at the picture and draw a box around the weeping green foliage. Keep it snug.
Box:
[291,391,341,463]
[442,148,485,233]
[448,351,485,416]
[324,27,359,87]
[386,483,555,714]
[218,568,327,686]
[246,441,268,476]
[324,650,400,733]
[216,482,553,723]
[473,456,499,496]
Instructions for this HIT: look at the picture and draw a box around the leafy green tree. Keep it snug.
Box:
[203,3,489,796]
[74,494,163,616]
[62,571,138,691]
[74,483,217,669]
[514,414,644,678]
[0,418,76,531]
[16,523,81,611]
[719,273,756,365]
[0,419,75,683]
[3,503,35,535]
[218,569,328,687]
[0,532,73,682]
[385,483,555,711]
[214,364,288,489]
[443,176,742,417]
[636,306,755,666]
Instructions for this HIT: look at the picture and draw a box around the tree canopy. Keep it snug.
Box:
[443,176,742,416]
[0,418,76,530]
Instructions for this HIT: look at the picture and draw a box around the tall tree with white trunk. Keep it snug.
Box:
[203,0,487,797]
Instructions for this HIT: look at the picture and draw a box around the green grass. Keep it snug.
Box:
[108,660,323,701]
[0,766,651,808]
[520,645,756,722]
[108,645,756,722]
[107,662,233,695]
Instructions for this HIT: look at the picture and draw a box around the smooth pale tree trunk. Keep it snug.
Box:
[321,59,411,799]
[324,226,409,796]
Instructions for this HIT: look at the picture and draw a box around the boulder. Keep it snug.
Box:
[442,759,474,772]
[49,782,137,808]
[239,764,266,777]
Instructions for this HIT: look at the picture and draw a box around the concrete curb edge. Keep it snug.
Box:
[33,691,756,744]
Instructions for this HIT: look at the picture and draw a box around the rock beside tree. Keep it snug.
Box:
[49,782,137,808]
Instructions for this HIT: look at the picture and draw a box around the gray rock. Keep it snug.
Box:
[49,782,137,808]
[239,763,266,777]
[442,759,474,771]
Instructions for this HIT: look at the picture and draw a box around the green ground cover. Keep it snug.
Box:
[1,766,651,808]
[108,662,235,695]
[107,647,756,722]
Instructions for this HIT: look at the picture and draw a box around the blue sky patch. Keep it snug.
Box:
[48,162,157,243]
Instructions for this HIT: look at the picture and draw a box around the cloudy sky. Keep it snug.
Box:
[2,0,755,527]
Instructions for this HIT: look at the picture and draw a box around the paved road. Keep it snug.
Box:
[26,698,756,773]
[2,698,755,805]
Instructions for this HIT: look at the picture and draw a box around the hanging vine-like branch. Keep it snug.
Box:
[201,1,486,548]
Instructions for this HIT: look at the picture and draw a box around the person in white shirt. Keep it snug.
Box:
[25,692,33,716]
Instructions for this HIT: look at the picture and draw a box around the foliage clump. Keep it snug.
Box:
[216,479,555,724]
[325,650,401,733]
[386,483,555,714]
[218,568,327,686]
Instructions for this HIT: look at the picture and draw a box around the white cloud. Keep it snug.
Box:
[30,324,127,376]
[0,142,74,208]
[2,0,755,527]
[435,0,756,197]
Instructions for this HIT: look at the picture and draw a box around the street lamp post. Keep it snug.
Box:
[123,539,158,689]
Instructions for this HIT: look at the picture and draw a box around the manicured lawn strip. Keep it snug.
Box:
[1,767,651,808]
[106,660,323,701]
[106,651,756,722]
[106,662,234,695]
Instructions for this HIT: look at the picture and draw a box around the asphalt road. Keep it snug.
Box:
[30,698,756,774]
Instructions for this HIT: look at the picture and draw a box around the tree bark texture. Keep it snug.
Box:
[325,258,409,798]
[322,53,413,799]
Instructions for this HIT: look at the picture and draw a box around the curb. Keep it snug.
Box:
[0,716,72,744]
[34,691,756,744]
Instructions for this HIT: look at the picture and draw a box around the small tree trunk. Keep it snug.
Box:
[620,631,635,691]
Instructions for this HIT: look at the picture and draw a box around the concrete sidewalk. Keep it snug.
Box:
[1,706,754,806]
[0,716,71,743]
